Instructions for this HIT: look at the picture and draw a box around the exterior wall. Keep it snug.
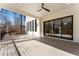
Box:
[40,4,79,43]
[25,4,79,43]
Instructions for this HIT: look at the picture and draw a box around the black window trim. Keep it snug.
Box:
[43,15,73,40]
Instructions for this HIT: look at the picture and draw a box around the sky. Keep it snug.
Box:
[0,8,26,25]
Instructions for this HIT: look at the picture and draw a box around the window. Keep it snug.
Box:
[0,8,26,34]
[27,19,37,32]
[35,19,37,32]
[27,22,29,31]
[30,21,31,31]
[44,15,73,40]
[32,20,34,31]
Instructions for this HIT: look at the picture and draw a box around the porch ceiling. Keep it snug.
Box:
[0,3,75,19]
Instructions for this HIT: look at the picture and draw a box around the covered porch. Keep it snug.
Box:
[0,34,79,56]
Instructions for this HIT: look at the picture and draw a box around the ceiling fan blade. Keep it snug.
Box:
[36,8,42,12]
[42,3,44,7]
[36,3,50,12]
[43,7,50,12]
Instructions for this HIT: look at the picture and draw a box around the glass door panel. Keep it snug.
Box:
[54,19,61,37]
[48,21,54,36]
[44,15,73,40]
[62,17,72,39]
[44,22,49,35]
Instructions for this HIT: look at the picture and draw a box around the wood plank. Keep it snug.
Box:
[23,43,44,56]
[18,43,32,56]
[9,44,17,56]
[16,40,75,56]
[8,44,13,56]
[12,44,18,56]
[1,45,5,56]
[0,45,3,56]
[3,45,6,56]
[7,44,10,56]
[22,44,35,56]
[7,44,13,56]
[11,44,14,56]
[3,44,8,56]
[0,43,18,56]
[16,45,25,56]
[17,41,41,56]
[16,41,38,56]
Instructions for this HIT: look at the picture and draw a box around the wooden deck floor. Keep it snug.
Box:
[0,43,18,56]
[0,35,78,56]
[0,40,75,56]
[16,40,75,56]
[0,34,18,56]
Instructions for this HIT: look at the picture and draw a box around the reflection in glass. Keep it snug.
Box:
[48,21,54,36]
[27,19,37,32]
[27,22,29,31]
[35,19,37,32]
[45,22,49,35]
[62,17,72,39]
[0,8,26,36]
[30,21,32,31]
[44,16,73,40]
[32,20,34,31]
[54,19,61,37]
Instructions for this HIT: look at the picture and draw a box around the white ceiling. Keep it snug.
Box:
[0,3,74,19]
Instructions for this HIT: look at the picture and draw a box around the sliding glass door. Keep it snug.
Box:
[62,17,73,39]
[44,22,49,35]
[49,21,54,36]
[44,15,73,40]
[54,19,61,37]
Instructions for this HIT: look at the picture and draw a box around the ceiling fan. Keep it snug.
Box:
[36,3,50,12]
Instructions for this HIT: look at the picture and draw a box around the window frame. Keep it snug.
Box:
[44,15,73,40]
